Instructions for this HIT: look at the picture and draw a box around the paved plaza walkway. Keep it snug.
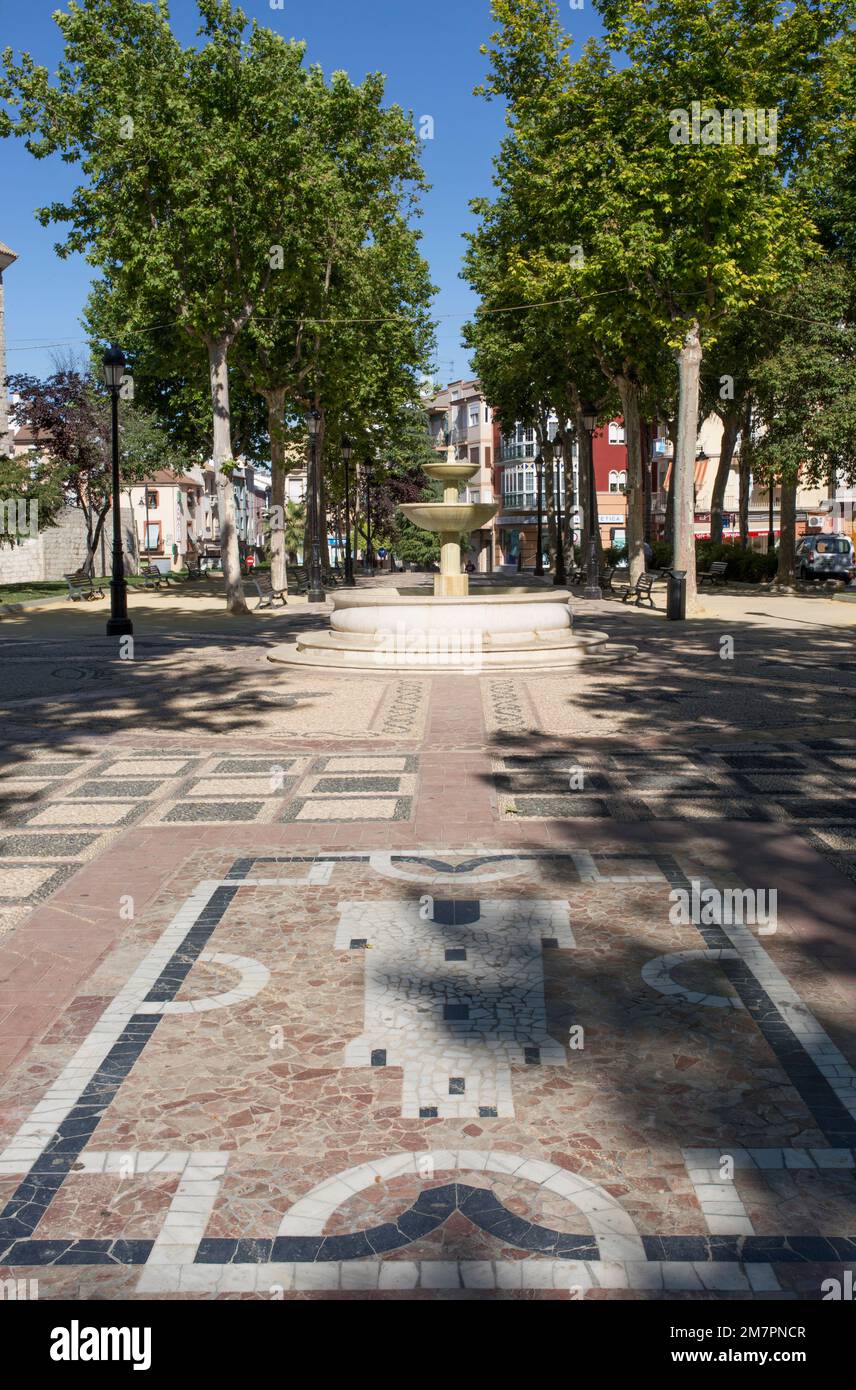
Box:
[1,580,855,1300]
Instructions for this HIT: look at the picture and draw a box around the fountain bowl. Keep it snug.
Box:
[399,501,499,534]
[267,586,634,673]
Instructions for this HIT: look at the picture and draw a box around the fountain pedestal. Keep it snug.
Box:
[399,455,498,598]
[267,445,637,672]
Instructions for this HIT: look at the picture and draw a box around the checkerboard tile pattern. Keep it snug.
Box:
[0,749,421,927]
[493,739,856,869]
[281,755,417,823]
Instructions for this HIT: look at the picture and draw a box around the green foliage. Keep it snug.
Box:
[0,453,65,545]
[696,540,778,582]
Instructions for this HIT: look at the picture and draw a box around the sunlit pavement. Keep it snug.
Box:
[0,586,854,1299]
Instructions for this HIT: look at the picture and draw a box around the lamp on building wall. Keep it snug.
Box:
[102,344,133,637]
[551,427,567,587]
[306,409,325,604]
[534,452,545,577]
[341,435,355,587]
[580,401,602,601]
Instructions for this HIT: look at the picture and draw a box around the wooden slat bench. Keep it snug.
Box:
[286,565,308,596]
[618,573,657,607]
[64,569,105,602]
[140,563,174,591]
[247,573,287,610]
[699,559,729,585]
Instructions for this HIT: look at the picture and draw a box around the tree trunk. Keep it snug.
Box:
[738,397,752,550]
[709,403,741,545]
[674,322,702,610]
[616,374,645,584]
[665,418,677,553]
[641,420,653,545]
[264,386,288,595]
[545,450,557,565]
[208,339,249,615]
[86,503,110,577]
[776,473,797,584]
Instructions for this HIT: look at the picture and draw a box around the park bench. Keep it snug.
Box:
[699,559,729,586]
[599,565,617,592]
[246,571,287,610]
[140,563,174,591]
[618,572,657,608]
[286,564,308,595]
[567,564,585,585]
[64,569,105,602]
[184,555,203,580]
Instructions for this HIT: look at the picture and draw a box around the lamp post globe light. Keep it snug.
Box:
[534,452,545,577]
[341,435,356,587]
[581,401,602,601]
[102,344,133,638]
[306,409,325,604]
[551,425,567,587]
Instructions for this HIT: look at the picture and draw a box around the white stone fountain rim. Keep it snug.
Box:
[331,588,573,607]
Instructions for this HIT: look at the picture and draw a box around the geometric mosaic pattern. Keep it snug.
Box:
[0,750,420,931]
[1,847,854,1299]
[493,739,856,882]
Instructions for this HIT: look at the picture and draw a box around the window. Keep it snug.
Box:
[608,422,626,445]
[484,447,491,468]
[469,405,479,427]
[145,488,160,507]
[145,521,162,552]
[618,471,627,491]
[470,447,480,467]
[609,471,619,492]
[484,406,490,423]
[502,463,536,510]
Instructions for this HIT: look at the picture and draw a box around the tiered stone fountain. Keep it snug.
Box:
[269,444,630,672]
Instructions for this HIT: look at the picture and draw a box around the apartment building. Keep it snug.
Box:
[422,379,496,570]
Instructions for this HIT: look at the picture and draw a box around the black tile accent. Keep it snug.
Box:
[370,1050,387,1068]
[478,1106,498,1118]
[349,939,367,950]
[524,1047,541,1065]
[0,1239,153,1266]
[419,1107,438,1118]
[653,851,856,1147]
[443,1004,469,1021]
[0,880,240,1243]
[445,948,467,962]
[448,1077,465,1095]
[542,937,559,949]
[432,899,481,926]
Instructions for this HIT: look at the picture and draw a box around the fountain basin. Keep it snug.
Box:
[267,587,635,672]
[399,502,500,533]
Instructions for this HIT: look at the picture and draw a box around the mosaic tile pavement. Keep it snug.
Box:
[492,740,856,883]
[0,750,419,934]
[0,842,854,1300]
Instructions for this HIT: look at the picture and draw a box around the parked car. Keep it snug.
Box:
[795,533,856,582]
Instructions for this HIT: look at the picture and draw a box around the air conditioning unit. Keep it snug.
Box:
[807,516,823,528]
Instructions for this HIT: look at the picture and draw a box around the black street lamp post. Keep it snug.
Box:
[341,436,355,586]
[363,459,374,576]
[552,431,567,587]
[306,410,325,604]
[534,452,545,577]
[581,402,602,601]
[103,344,133,638]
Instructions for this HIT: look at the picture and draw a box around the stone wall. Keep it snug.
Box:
[0,506,138,584]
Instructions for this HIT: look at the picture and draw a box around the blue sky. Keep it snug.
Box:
[1,0,604,383]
